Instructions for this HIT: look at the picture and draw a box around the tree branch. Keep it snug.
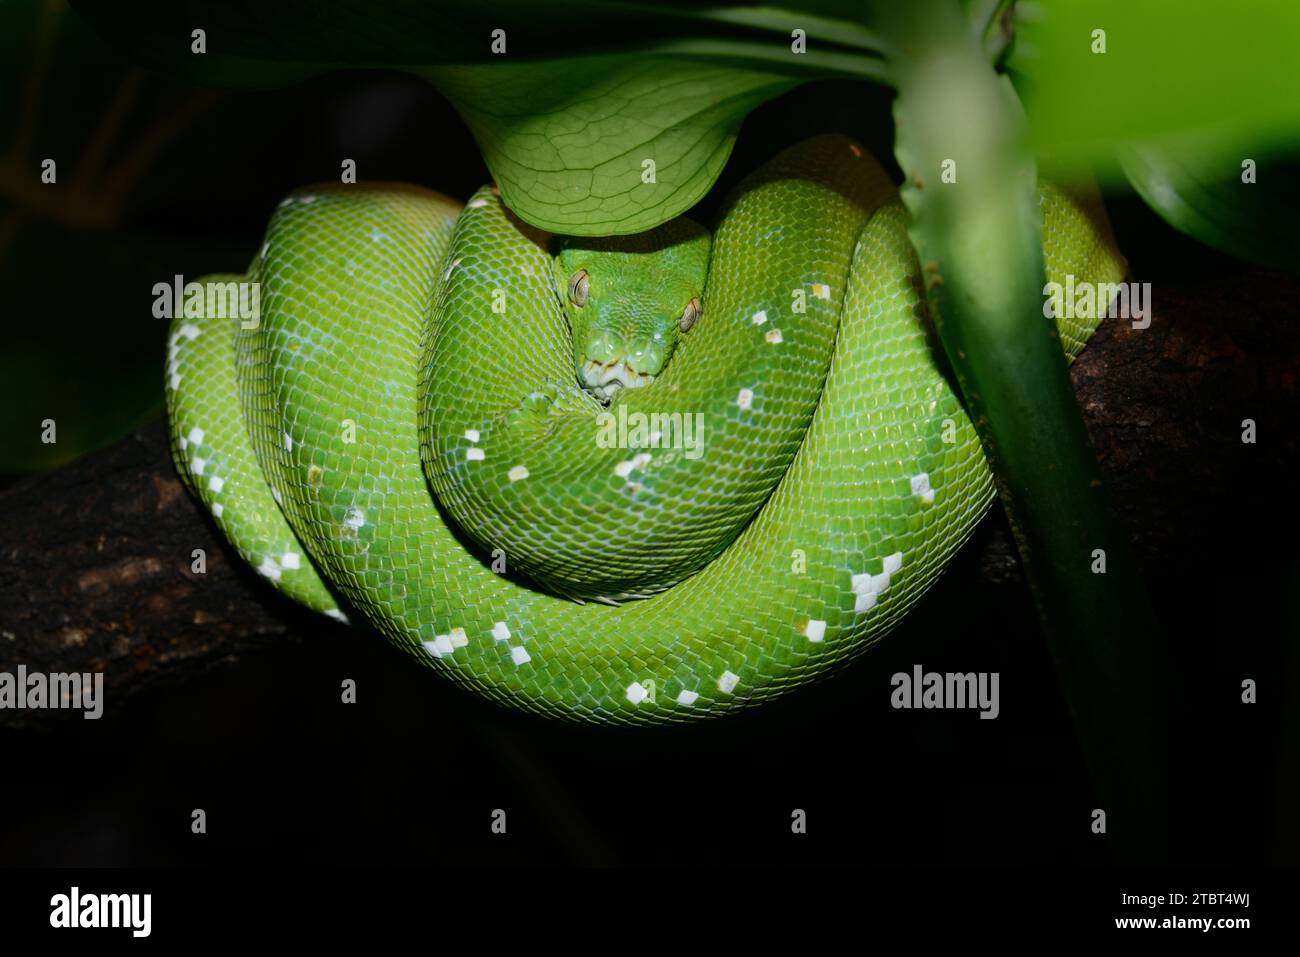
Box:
[0,418,330,726]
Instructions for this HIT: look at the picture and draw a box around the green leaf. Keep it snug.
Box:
[1009,0,1300,274]
[68,0,892,233]
[1010,0,1300,163]
[419,57,797,234]
[1120,142,1300,276]
[67,1,887,79]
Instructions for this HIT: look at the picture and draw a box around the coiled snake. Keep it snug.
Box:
[166,135,1124,724]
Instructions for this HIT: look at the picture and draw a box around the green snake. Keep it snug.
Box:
[165,136,1124,724]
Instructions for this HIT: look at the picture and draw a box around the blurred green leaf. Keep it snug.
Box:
[1011,0,1300,163]
[1120,143,1300,276]
[1009,0,1300,273]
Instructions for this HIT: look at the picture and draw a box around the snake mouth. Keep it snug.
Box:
[581,359,655,401]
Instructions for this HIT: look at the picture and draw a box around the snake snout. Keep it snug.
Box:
[581,357,655,402]
[578,331,665,401]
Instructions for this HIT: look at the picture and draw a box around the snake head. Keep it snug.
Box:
[556,217,710,402]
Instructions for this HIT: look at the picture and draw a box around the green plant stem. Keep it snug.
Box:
[879,0,1167,860]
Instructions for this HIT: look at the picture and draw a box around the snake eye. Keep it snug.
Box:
[568,269,590,307]
[679,297,702,333]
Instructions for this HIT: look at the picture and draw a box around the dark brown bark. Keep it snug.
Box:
[2,265,1297,726]
[0,420,330,726]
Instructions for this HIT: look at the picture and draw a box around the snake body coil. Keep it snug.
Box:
[166,136,1124,724]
